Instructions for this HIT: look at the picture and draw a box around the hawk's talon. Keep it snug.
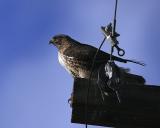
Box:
[68,93,73,107]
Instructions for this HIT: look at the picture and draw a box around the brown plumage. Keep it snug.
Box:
[49,34,144,79]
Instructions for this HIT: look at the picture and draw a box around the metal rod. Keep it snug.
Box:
[112,0,118,37]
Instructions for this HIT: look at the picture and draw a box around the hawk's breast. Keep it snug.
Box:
[58,52,90,78]
[58,52,73,75]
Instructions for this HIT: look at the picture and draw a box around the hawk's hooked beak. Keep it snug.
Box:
[49,38,54,45]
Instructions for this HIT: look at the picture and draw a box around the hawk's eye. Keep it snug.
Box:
[53,37,58,43]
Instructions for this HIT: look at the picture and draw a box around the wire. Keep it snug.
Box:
[85,37,106,128]
[112,0,118,37]
[85,1,119,127]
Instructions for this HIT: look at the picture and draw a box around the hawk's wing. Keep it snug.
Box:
[63,42,145,66]
[63,43,123,67]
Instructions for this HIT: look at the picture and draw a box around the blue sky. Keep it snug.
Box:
[0,0,160,128]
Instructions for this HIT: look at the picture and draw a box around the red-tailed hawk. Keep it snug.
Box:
[49,34,144,79]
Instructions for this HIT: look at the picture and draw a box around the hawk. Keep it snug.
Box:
[49,34,144,79]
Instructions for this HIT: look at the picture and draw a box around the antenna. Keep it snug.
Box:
[101,0,125,57]
[101,0,124,105]
[112,0,118,37]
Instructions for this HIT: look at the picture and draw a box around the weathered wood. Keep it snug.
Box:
[71,78,160,128]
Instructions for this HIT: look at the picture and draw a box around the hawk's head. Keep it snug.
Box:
[49,34,71,50]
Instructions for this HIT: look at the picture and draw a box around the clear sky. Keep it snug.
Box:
[0,0,160,128]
